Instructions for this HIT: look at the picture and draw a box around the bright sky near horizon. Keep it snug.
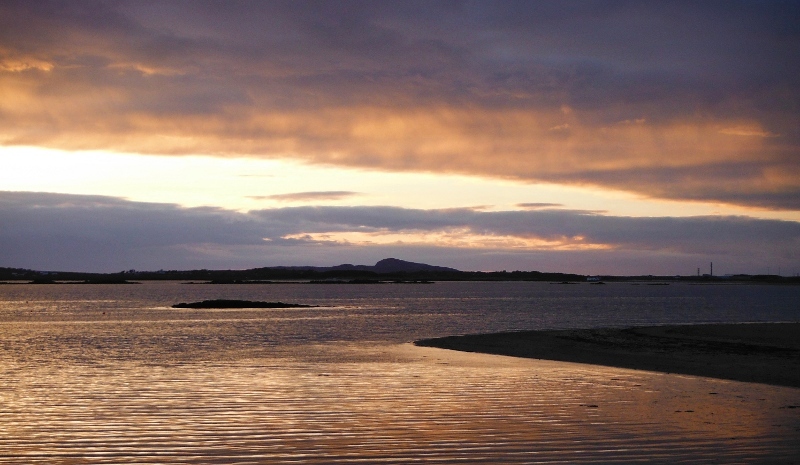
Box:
[1,1,799,275]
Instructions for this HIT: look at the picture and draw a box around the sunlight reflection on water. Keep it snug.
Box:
[0,282,798,463]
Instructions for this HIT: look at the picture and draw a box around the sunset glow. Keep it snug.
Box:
[281,230,615,251]
[1,1,798,274]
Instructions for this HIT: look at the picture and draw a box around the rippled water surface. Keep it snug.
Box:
[1,281,799,463]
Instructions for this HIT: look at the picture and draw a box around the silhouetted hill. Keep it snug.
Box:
[248,258,458,274]
[372,258,458,273]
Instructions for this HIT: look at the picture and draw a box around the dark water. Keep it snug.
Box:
[1,281,798,463]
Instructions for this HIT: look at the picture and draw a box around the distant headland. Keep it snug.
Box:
[1,258,798,284]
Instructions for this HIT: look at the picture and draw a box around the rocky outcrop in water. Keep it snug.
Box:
[172,299,316,309]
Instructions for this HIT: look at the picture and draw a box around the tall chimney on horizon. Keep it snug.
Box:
[710,262,713,277]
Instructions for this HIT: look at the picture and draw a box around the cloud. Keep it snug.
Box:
[251,191,360,202]
[517,203,563,209]
[1,191,797,274]
[257,205,800,258]
[718,126,780,138]
[0,1,798,209]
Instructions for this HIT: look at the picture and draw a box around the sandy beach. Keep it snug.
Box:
[416,323,800,388]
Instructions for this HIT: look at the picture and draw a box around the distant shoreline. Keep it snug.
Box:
[4,258,800,284]
[415,323,800,388]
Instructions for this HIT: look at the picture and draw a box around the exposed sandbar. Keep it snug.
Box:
[415,323,800,388]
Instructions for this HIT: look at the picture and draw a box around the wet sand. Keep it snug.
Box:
[416,323,800,388]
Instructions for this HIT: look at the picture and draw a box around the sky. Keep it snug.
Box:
[1,0,799,275]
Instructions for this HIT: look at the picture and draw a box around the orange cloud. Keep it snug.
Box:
[254,191,360,202]
[3,95,791,208]
[1,2,797,211]
[282,230,613,251]
[718,125,780,138]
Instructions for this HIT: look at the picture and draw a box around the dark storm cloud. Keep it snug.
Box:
[2,191,797,273]
[1,1,798,208]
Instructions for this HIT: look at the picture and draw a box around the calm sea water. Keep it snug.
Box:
[1,281,798,463]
